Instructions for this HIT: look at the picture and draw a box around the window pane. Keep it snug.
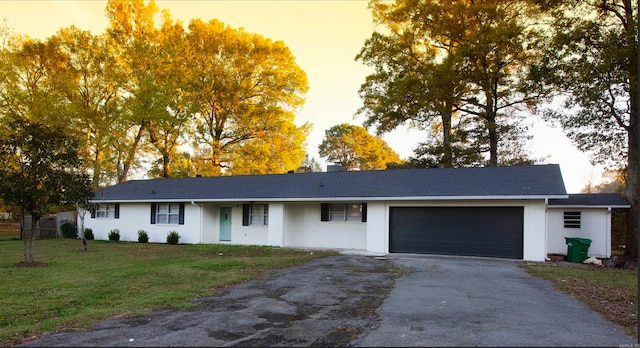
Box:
[168,214,179,224]
[347,204,361,215]
[157,205,168,214]
[96,204,115,218]
[250,215,263,225]
[160,214,169,224]
[251,204,263,215]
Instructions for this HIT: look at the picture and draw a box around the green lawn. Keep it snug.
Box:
[0,238,337,346]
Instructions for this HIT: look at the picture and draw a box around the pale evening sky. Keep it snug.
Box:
[1,0,605,192]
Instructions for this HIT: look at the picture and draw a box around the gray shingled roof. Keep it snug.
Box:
[92,164,568,202]
[548,193,629,207]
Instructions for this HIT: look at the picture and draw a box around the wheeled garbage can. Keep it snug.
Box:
[564,237,592,263]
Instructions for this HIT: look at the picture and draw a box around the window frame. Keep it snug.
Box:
[242,203,269,226]
[150,203,185,225]
[321,203,367,222]
[92,203,119,219]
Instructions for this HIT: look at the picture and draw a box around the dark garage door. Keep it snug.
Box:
[390,207,523,259]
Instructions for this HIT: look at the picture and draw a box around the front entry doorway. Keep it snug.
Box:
[219,207,232,241]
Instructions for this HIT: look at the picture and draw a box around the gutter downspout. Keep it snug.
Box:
[606,207,612,258]
[544,198,550,261]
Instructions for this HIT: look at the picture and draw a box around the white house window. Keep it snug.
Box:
[151,203,184,225]
[321,203,367,222]
[243,204,268,226]
[564,211,581,228]
[92,204,119,219]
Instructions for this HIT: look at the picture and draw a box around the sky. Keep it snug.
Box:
[1,0,606,192]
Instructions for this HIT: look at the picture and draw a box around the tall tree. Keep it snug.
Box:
[50,27,125,188]
[356,0,472,168]
[227,120,311,175]
[356,0,543,167]
[143,14,194,178]
[184,18,309,175]
[0,119,92,265]
[0,36,68,127]
[105,0,159,183]
[318,123,401,171]
[531,0,638,259]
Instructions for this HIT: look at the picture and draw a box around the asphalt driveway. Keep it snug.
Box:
[15,253,635,347]
[353,254,635,347]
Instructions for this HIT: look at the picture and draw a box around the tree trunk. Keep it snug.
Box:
[441,103,453,168]
[92,147,102,190]
[625,65,639,260]
[162,151,171,178]
[484,87,499,167]
[211,130,223,176]
[27,213,40,265]
[79,209,87,252]
[487,117,498,167]
[626,8,638,260]
[21,212,26,263]
[117,125,145,183]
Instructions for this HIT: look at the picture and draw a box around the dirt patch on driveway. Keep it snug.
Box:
[16,255,400,347]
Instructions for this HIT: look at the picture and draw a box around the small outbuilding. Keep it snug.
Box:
[546,193,630,258]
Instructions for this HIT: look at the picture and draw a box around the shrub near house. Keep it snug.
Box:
[138,230,149,243]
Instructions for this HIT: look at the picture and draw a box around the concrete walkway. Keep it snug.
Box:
[353,254,636,347]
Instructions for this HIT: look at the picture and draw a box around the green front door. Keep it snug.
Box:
[219,207,232,241]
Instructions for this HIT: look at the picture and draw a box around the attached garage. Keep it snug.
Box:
[389,206,524,259]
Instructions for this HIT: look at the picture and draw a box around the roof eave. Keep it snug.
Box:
[547,205,631,209]
[89,194,568,204]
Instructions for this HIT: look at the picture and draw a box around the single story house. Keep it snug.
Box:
[81,164,628,262]
[547,193,630,258]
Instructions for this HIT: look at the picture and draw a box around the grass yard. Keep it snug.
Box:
[0,238,337,346]
[522,262,638,339]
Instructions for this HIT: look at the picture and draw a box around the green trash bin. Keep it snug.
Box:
[564,237,592,263]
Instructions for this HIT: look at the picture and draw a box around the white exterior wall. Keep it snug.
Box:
[366,202,387,254]
[83,199,549,261]
[83,203,203,244]
[201,203,217,244]
[268,203,285,247]
[522,200,547,261]
[283,202,367,250]
[546,208,610,257]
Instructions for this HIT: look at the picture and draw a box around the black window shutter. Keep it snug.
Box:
[361,203,367,222]
[90,205,96,218]
[321,203,329,221]
[242,204,250,226]
[114,204,120,219]
[150,203,156,224]
[178,203,185,225]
